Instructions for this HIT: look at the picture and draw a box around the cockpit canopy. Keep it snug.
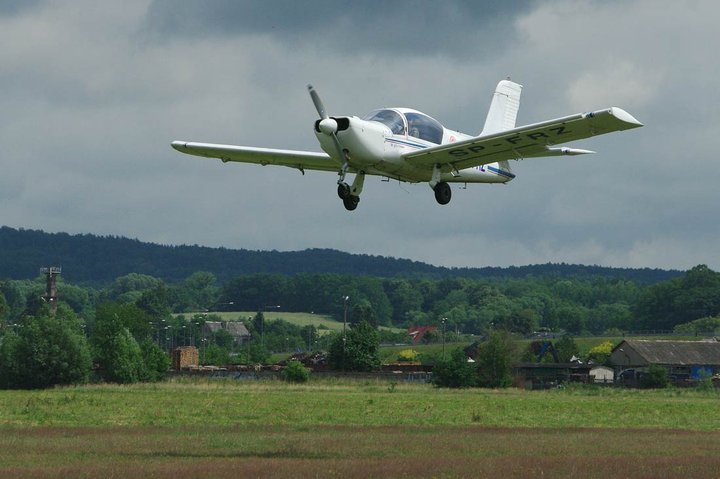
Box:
[364,109,444,144]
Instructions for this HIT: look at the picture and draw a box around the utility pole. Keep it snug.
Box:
[40,267,61,315]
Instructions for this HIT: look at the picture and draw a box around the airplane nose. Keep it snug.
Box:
[318,118,338,135]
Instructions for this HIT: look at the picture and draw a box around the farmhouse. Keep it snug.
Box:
[202,321,251,344]
[611,339,720,381]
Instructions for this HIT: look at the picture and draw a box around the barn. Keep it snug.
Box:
[611,339,720,382]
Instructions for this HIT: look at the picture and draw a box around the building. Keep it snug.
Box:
[611,339,720,382]
[202,321,251,344]
[407,326,437,344]
[172,346,199,370]
[513,362,593,389]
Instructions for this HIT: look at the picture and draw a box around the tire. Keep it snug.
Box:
[343,195,359,211]
[434,182,452,205]
[337,182,351,200]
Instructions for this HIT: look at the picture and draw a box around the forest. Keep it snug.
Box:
[0,226,681,285]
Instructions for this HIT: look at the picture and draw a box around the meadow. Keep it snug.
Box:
[1,378,719,478]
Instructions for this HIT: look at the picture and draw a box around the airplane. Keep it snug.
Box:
[171,79,643,211]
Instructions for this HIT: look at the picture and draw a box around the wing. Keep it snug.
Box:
[403,107,643,171]
[171,141,338,173]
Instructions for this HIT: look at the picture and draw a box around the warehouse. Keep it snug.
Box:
[611,339,720,384]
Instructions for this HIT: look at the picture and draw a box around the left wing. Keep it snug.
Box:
[403,107,642,171]
[171,141,338,173]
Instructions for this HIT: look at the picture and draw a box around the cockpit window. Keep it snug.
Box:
[405,112,444,144]
[363,109,406,135]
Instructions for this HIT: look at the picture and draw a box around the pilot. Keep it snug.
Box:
[408,118,420,138]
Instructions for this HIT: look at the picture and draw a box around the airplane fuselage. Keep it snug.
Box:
[313,108,514,185]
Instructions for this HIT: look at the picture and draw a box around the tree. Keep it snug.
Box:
[673,316,720,335]
[587,341,614,365]
[139,339,170,382]
[432,348,478,388]
[476,331,515,388]
[91,307,146,383]
[94,302,152,341]
[0,305,91,389]
[328,320,380,371]
[554,336,580,363]
[350,300,377,328]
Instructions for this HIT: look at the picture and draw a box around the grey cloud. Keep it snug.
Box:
[143,0,534,56]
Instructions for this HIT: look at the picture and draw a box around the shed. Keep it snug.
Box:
[611,339,720,380]
[589,365,614,384]
[513,362,592,389]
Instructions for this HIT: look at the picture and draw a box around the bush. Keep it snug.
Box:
[282,360,310,383]
[432,348,477,388]
[397,349,419,362]
[640,364,669,389]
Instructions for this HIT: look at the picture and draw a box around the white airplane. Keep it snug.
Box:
[172,80,642,211]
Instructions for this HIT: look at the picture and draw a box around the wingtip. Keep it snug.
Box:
[611,107,644,128]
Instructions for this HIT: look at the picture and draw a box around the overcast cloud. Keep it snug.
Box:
[1,0,718,271]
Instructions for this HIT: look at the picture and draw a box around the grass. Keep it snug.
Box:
[186,311,404,334]
[1,379,719,430]
[1,380,720,478]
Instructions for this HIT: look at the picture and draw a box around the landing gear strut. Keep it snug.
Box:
[433,181,452,205]
[339,171,365,211]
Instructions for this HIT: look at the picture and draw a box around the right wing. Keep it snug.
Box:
[171,141,338,173]
[403,107,643,171]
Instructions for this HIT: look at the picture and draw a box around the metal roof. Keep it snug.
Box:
[614,339,720,366]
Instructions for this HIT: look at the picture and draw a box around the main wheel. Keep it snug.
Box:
[343,195,360,211]
[433,181,452,205]
[337,182,351,200]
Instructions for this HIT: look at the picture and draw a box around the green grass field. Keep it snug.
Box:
[1,379,719,478]
[190,311,404,335]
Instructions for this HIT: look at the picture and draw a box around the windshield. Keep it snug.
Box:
[405,112,444,144]
[363,109,406,135]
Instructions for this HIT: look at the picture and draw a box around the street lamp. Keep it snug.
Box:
[441,317,447,360]
[342,296,350,372]
[342,296,350,337]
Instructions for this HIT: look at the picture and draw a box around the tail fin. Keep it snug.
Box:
[480,79,523,135]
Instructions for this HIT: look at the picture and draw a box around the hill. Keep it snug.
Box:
[0,226,681,285]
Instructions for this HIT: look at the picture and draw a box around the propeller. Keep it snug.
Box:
[308,84,345,164]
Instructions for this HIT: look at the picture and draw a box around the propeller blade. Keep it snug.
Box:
[307,84,328,119]
[308,84,346,164]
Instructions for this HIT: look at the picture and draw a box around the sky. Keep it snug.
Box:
[1,0,719,271]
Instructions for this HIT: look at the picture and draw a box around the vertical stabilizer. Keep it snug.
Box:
[481,80,523,135]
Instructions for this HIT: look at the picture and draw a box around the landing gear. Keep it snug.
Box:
[338,171,365,211]
[433,181,452,205]
[343,195,360,211]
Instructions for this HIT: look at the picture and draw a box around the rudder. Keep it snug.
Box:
[480,79,523,135]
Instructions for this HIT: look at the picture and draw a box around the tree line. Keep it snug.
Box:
[0,226,681,285]
[2,264,720,389]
